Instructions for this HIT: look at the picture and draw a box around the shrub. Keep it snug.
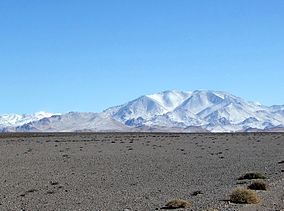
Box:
[230,188,260,204]
[164,199,192,208]
[238,172,266,180]
[248,181,268,190]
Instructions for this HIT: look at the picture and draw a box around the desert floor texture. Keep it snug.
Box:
[0,133,283,211]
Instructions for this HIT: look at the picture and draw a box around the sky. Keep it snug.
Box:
[0,0,283,114]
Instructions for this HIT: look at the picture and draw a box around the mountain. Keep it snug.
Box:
[2,90,284,132]
[104,90,284,132]
[4,112,131,132]
[0,112,56,129]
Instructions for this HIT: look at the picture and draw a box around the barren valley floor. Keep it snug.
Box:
[0,133,283,211]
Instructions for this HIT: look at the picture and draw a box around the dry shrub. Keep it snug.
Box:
[230,187,260,204]
[248,180,268,190]
[238,172,266,180]
[164,199,192,209]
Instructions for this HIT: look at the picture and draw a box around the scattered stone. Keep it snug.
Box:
[192,190,203,196]
[49,181,59,186]
[26,189,37,193]
[46,190,55,194]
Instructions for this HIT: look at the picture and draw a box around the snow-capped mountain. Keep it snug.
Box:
[0,112,57,129]
[104,90,284,132]
[2,90,284,132]
[7,112,132,132]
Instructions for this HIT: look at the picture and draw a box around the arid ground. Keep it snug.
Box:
[0,133,283,211]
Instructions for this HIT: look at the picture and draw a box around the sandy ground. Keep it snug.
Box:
[0,133,283,211]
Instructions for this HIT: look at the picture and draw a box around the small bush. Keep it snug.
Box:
[238,172,266,180]
[248,181,268,190]
[230,188,260,204]
[164,199,192,209]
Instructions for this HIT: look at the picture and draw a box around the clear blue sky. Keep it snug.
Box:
[0,0,283,114]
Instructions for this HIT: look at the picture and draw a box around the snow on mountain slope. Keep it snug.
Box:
[147,90,192,111]
[6,112,131,132]
[0,112,57,128]
[109,96,169,124]
[269,105,284,116]
[105,90,193,125]
[174,90,225,114]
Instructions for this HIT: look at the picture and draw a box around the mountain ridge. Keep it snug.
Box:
[1,90,284,132]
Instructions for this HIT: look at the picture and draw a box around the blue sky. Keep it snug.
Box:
[0,0,283,114]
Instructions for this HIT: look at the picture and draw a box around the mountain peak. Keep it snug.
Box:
[146,90,192,112]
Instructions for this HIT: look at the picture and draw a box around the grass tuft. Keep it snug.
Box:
[230,187,260,204]
[164,199,192,209]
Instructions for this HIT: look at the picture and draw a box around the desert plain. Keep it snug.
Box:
[0,133,283,211]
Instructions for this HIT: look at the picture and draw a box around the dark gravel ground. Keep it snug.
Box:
[0,133,283,211]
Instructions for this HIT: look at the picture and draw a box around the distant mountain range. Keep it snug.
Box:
[1,90,284,132]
